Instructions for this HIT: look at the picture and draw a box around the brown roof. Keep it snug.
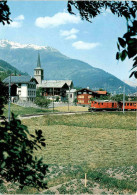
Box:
[96,91,107,95]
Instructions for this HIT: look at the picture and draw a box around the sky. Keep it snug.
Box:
[0,1,136,86]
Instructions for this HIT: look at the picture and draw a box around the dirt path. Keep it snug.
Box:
[18,111,89,120]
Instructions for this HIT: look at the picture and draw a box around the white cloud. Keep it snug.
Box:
[72,41,100,50]
[60,28,79,36]
[15,15,25,21]
[35,12,81,28]
[60,28,79,40]
[65,34,77,40]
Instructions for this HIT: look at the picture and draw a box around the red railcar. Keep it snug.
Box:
[88,100,137,111]
[88,100,118,111]
[118,101,137,111]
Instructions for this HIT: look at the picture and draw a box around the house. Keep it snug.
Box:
[3,75,38,102]
[34,54,74,101]
[77,88,99,105]
[37,80,73,101]
[77,88,108,105]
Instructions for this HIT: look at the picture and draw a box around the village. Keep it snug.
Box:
[3,53,137,112]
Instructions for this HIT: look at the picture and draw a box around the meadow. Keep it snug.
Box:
[3,103,53,117]
[3,104,88,118]
[21,111,136,194]
[1,107,137,194]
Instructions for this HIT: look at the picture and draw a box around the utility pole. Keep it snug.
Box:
[53,87,54,112]
[8,74,11,122]
[68,86,70,112]
[123,86,125,114]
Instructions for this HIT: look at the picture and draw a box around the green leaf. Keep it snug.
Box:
[121,50,128,61]
[3,151,9,159]
[1,162,6,168]
[118,37,126,48]
[41,142,46,147]
[116,52,120,60]
[129,71,135,78]
[117,43,120,51]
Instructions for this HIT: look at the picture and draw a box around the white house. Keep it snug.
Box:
[3,75,38,102]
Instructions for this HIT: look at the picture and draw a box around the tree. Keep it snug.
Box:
[111,94,128,102]
[67,1,137,78]
[36,87,43,97]
[0,80,48,190]
[0,80,8,115]
[0,1,11,25]
[35,97,51,109]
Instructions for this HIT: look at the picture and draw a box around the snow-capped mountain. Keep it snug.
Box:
[0,40,58,52]
[0,40,136,93]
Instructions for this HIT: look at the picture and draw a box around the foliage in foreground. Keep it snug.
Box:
[0,80,48,189]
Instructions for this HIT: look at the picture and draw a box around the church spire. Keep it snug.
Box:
[37,52,41,68]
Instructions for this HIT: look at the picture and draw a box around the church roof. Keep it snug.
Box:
[3,75,38,84]
[37,53,41,68]
[38,80,73,88]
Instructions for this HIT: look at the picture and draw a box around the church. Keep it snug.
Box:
[34,54,75,101]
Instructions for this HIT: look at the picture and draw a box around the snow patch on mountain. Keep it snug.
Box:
[0,40,57,51]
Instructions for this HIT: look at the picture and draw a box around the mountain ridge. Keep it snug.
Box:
[0,40,135,93]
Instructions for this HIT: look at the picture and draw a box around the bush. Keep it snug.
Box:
[35,97,50,109]
[36,87,43,97]
[0,114,48,189]
[0,81,48,190]
[55,96,60,102]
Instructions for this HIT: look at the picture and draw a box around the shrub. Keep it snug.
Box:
[35,97,50,109]
[0,81,48,190]
[0,114,48,189]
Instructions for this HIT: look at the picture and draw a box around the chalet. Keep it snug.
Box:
[77,88,108,105]
[77,88,99,105]
[3,75,38,102]
[37,80,73,101]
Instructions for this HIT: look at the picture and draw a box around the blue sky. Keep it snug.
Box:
[0,1,136,86]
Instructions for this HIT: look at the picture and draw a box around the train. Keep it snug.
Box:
[88,100,137,111]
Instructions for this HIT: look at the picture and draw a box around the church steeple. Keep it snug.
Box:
[34,53,44,84]
[37,53,41,67]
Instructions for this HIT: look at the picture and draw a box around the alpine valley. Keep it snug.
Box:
[0,40,136,93]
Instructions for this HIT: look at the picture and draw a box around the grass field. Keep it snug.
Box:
[1,108,137,194]
[54,105,88,112]
[20,111,137,194]
[3,104,88,117]
[3,103,53,117]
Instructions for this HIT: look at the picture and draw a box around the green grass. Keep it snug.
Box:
[3,103,54,117]
[23,111,136,130]
[22,112,136,167]
[2,110,136,194]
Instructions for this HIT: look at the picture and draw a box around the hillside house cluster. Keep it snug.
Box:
[3,54,107,104]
